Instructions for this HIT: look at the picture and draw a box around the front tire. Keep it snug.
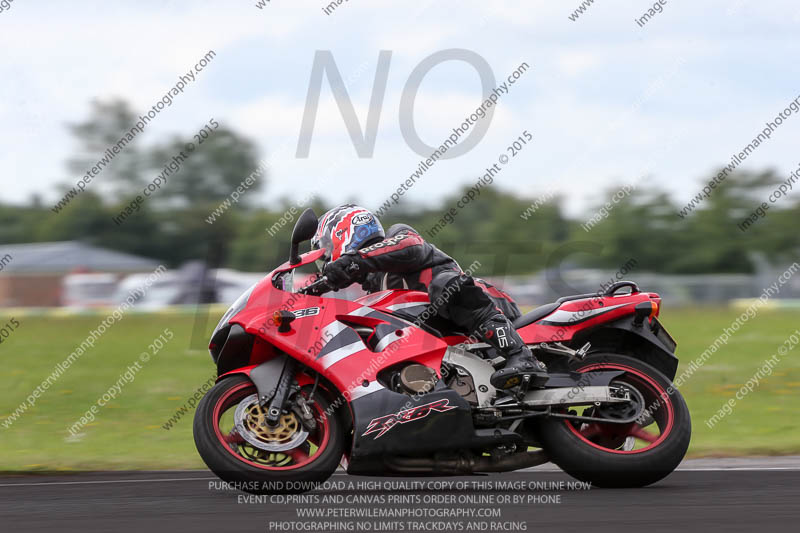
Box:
[193,374,345,494]
[535,354,691,487]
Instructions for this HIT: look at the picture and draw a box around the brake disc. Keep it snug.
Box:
[233,394,309,452]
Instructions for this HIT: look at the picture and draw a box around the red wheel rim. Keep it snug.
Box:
[564,363,675,455]
[212,380,331,470]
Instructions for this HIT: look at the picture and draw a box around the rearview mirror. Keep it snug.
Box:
[289,208,318,265]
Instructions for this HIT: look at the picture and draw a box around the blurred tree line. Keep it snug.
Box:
[1,100,797,276]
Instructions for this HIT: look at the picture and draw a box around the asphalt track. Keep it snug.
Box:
[1,458,798,533]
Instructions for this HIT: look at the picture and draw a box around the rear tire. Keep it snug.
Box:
[535,353,691,487]
[194,374,345,494]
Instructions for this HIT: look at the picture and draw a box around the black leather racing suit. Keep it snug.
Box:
[353,224,520,334]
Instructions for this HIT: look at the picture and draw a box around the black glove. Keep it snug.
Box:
[360,273,381,293]
[322,254,364,290]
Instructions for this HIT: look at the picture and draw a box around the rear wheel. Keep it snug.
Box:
[193,374,344,494]
[535,353,691,487]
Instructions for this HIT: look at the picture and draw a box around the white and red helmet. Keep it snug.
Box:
[311,204,384,262]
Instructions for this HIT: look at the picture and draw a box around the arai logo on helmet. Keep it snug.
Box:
[352,213,373,225]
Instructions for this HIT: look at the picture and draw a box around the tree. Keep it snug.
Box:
[147,126,263,206]
[65,99,146,201]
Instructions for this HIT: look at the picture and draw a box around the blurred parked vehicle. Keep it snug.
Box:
[113,264,265,310]
[62,273,119,308]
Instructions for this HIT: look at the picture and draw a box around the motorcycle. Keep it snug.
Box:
[193,208,691,493]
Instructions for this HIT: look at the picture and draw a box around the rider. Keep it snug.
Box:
[310,204,548,389]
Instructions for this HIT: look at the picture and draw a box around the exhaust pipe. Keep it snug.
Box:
[383,450,548,475]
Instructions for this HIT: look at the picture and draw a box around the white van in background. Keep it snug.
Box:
[62,273,119,308]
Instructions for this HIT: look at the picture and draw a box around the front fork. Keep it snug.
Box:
[265,358,296,426]
[243,354,317,430]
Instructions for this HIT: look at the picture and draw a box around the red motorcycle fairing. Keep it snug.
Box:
[355,289,431,316]
[223,252,450,404]
[512,290,679,380]
[515,291,661,344]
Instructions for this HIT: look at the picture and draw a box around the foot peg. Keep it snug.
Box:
[537,341,591,362]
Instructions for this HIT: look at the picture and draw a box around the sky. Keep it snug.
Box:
[2,0,800,217]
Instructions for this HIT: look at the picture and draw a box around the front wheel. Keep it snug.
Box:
[534,353,691,487]
[193,374,345,494]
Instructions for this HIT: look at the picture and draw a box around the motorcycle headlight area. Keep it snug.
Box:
[209,283,257,359]
[214,283,257,333]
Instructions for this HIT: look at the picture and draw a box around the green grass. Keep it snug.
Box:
[658,306,800,456]
[0,306,798,471]
[0,311,217,471]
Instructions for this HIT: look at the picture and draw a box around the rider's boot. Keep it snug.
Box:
[476,313,548,389]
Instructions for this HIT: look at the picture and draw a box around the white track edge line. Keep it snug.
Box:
[0,477,217,487]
